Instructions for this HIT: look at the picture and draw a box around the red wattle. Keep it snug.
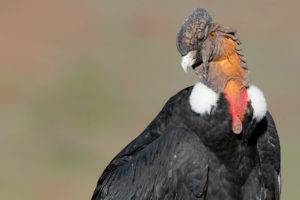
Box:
[224,86,248,134]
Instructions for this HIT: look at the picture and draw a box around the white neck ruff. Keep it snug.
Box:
[189,82,267,122]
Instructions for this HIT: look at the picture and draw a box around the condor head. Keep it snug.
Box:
[177,8,250,93]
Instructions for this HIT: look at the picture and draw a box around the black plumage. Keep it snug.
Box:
[92,87,280,200]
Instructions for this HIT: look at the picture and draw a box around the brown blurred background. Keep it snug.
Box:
[0,0,299,199]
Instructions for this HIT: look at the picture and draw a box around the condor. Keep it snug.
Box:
[92,8,280,200]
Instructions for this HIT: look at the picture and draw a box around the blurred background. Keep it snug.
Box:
[0,0,299,199]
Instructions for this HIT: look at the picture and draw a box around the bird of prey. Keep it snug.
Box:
[92,8,281,200]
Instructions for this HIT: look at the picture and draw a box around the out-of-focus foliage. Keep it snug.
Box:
[0,0,299,199]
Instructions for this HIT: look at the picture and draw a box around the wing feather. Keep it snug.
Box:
[92,127,208,200]
[256,111,281,200]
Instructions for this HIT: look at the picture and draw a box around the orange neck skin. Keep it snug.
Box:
[208,37,249,134]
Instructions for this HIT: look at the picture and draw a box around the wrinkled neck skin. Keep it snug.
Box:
[206,37,249,134]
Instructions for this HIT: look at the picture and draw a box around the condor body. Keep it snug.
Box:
[92,8,280,200]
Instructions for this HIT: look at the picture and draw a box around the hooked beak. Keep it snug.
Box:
[181,50,197,72]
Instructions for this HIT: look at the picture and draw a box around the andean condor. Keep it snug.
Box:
[92,8,281,200]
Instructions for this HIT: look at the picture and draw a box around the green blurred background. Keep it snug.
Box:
[0,0,299,199]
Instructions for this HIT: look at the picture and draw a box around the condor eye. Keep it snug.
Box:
[209,32,216,38]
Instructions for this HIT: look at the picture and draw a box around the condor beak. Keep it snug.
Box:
[181,50,197,72]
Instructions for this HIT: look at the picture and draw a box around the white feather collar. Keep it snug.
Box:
[189,82,267,122]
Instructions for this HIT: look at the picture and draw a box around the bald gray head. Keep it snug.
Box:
[176,8,213,81]
[176,8,248,86]
[176,8,212,56]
